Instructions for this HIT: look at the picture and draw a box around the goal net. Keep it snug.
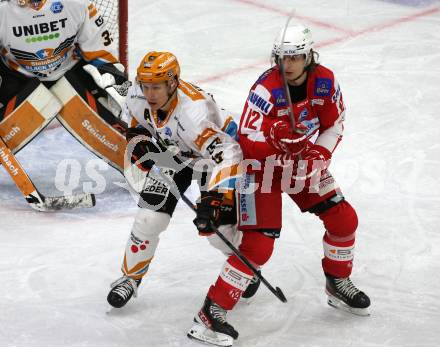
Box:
[91,0,128,69]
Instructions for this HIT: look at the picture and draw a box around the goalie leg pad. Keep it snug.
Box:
[121,209,171,280]
[0,135,95,211]
[0,79,61,153]
[51,73,127,173]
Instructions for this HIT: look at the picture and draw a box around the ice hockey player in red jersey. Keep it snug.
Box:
[187,24,370,346]
[0,0,130,174]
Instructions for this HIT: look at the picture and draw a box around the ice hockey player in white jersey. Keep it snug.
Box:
[0,0,129,173]
[107,51,244,310]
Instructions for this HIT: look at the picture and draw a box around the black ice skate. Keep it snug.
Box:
[107,276,142,308]
[240,274,261,303]
[187,297,238,347]
[325,274,370,316]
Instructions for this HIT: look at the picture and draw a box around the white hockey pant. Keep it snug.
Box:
[206,224,242,257]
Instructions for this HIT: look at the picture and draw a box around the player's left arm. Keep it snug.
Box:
[185,102,242,235]
[305,76,345,167]
[183,102,243,192]
[198,126,243,191]
[316,77,345,153]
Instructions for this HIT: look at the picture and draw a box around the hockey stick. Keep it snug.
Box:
[0,136,96,211]
[278,14,297,130]
[129,118,287,302]
[180,193,288,303]
[278,14,319,179]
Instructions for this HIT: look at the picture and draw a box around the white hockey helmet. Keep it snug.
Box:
[272,24,314,64]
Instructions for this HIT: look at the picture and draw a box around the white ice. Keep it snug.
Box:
[1,0,440,346]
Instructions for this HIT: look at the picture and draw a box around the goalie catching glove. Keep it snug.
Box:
[193,190,224,236]
[83,63,132,118]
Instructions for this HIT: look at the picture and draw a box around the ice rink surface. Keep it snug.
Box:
[1,0,440,346]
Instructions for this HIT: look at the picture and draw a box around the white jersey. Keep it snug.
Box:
[0,0,118,81]
[122,80,243,191]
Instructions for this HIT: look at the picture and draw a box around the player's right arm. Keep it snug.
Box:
[119,84,152,170]
[238,81,281,161]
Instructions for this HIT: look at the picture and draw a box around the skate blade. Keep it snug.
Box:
[187,322,234,347]
[327,294,370,317]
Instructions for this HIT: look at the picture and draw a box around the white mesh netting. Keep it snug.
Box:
[91,0,120,51]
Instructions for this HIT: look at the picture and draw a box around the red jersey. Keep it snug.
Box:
[238,64,345,167]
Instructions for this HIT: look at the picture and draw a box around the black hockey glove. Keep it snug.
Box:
[83,63,132,118]
[193,191,224,236]
[126,126,158,172]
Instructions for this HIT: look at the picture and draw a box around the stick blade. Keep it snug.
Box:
[276,287,288,303]
[28,193,96,212]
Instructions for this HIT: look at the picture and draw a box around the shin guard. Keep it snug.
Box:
[207,231,275,309]
[207,259,254,310]
[319,201,358,278]
[121,209,170,280]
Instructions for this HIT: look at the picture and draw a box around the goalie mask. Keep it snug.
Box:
[272,24,314,66]
[137,51,180,86]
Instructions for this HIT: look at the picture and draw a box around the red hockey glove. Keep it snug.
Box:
[264,120,308,154]
[193,191,224,236]
[294,144,332,181]
[126,126,157,172]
